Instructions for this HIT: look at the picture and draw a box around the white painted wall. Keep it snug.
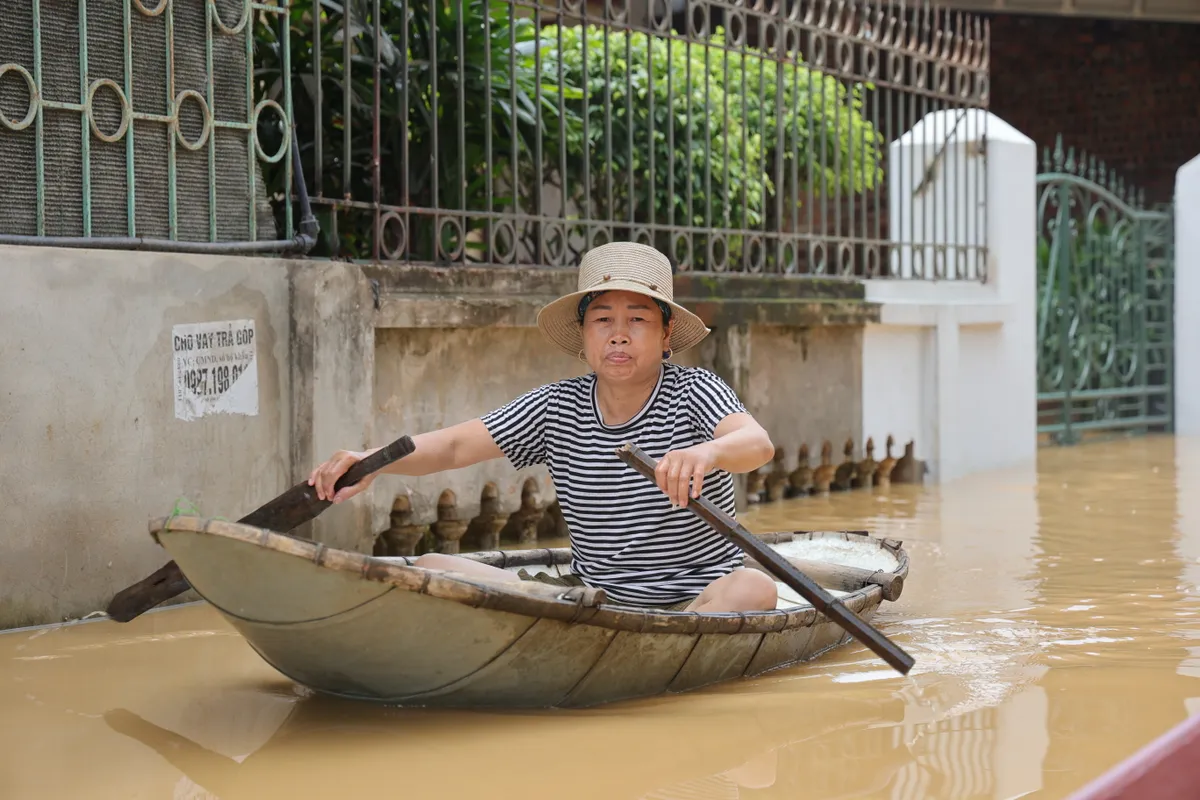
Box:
[862,110,1038,483]
[1175,156,1200,435]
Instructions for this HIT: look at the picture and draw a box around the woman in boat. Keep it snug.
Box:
[308,241,779,614]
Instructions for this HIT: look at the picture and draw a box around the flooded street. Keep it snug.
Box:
[4,435,1200,799]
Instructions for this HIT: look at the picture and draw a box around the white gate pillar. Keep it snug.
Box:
[1174,155,1200,434]
[862,110,1038,483]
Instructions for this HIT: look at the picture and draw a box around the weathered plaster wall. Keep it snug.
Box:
[287,263,378,553]
[745,325,864,474]
[371,326,585,526]
[0,245,293,628]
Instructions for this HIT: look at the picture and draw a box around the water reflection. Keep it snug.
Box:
[103,683,1015,800]
[4,437,1200,799]
[1030,436,1200,797]
[1176,441,1200,687]
[734,472,1044,799]
[101,693,827,800]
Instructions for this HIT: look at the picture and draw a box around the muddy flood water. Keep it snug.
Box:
[4,435,1200,799]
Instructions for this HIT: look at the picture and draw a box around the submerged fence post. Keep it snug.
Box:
[1174,155,1200,435]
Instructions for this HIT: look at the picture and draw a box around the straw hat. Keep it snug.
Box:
[536,241,710,358]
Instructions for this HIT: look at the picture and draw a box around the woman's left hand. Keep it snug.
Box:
[654,442,719,508]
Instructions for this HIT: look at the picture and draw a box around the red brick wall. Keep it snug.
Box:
[986,13,1200,205]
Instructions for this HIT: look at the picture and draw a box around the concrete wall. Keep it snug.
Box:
[743,326,864,471]
[371,326,584,526]
[0,246,294,628]
[863,110,1039,483]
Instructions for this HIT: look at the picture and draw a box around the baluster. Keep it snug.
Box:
[430,489,469,554]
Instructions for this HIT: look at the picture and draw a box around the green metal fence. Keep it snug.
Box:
[1036,136,1175,443]
[0,0,992,271]
[266,0,993,274]
[0,0,313,254]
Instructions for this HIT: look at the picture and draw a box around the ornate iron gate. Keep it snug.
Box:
[1036,137,1174,443]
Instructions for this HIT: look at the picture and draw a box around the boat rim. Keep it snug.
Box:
[149,515,909,637]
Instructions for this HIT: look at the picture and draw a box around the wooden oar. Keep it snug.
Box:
[614,442,915,676]
[105,435,416,623]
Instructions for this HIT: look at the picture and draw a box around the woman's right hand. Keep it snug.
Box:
[307,447,381,503]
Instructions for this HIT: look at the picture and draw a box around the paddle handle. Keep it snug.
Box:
[339,435,418,492]
[238,434,417,531]
[614,442,915,676]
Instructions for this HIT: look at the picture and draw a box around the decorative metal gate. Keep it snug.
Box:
[1036,137,1174,443]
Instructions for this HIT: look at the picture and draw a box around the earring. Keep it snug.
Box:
[578,349,587,363]
[663,348,673,360]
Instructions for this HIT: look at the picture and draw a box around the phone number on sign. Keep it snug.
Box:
[179,363,246,396]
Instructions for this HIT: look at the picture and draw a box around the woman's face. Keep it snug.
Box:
[580,290,673,383]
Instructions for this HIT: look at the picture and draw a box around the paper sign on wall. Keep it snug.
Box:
[172,319,259,421]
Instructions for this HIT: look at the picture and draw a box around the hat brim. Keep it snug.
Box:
[536,280,710,358]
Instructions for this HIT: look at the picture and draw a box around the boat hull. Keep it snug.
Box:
[1067,712,1200,800]
[150,516,908,709]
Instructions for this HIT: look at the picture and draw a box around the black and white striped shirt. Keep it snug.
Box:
[481,363,747,606]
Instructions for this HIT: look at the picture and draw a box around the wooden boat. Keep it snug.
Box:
[1067,712,1200,800]
[148,515,910,709]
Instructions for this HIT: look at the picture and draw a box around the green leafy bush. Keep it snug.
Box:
[536,26,884,268]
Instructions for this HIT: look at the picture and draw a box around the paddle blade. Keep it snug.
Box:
[105,562,190,623]
[104,435,416,623]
